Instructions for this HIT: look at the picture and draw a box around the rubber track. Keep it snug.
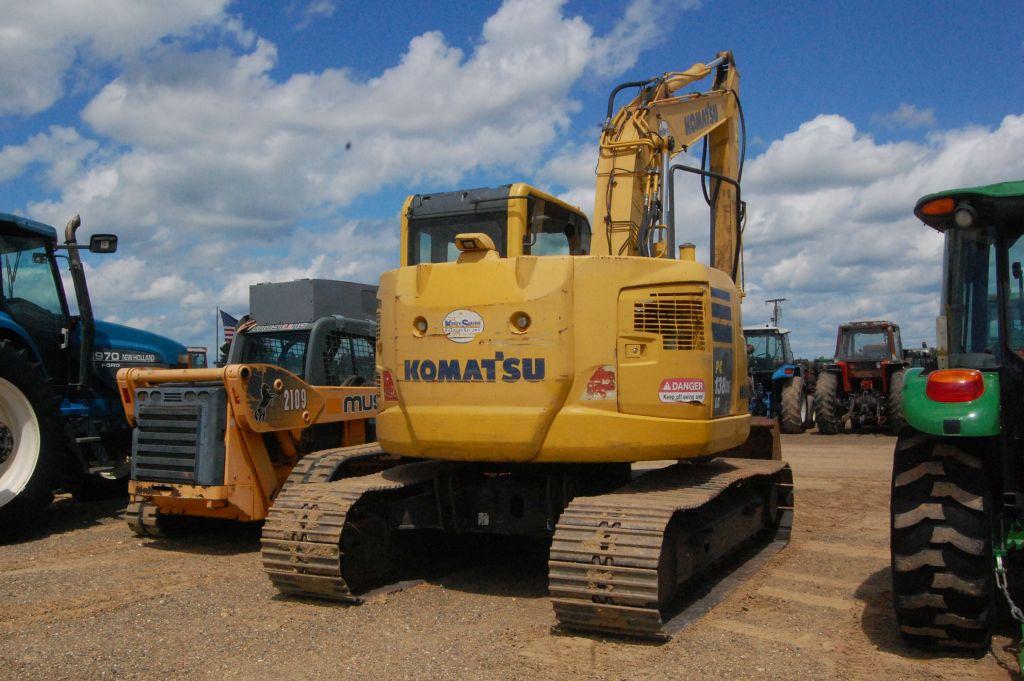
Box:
[548,457,793,639]
[282,443,389,487]
[261,459,443,600]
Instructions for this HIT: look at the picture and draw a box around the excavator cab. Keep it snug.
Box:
[401,183,590,265]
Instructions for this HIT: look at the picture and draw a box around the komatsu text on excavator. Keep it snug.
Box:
[261,52,794,639]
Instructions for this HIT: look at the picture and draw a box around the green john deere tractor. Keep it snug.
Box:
[891,180,1024,658]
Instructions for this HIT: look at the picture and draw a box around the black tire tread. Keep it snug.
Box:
[813,371,843,435]
[890,437,993,651]
[887,369,908,434]
[779,375,804,434]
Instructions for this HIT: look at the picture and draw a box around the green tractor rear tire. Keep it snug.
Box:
[813,371,843,435]
[0,341,63,539]
[779,375,805,434]
[890,436,993,652]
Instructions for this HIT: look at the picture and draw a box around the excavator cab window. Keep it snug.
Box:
[523,199,590,256]
[407,211,508,264]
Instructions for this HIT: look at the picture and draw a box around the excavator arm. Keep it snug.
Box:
[591,51,744,285]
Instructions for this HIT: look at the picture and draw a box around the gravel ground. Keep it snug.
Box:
[0,433,1015,680]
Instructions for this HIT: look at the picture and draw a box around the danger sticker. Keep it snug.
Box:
[659,378,706,404]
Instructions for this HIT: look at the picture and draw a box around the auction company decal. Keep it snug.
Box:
[659,378,706,404]
[443,309,484,343]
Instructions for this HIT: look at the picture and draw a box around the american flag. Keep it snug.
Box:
[220,309,239,344]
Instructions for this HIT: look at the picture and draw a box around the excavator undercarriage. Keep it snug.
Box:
[261,449,792,639]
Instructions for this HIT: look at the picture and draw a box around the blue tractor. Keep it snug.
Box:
[0,212,201,536]
[745,324,812,433]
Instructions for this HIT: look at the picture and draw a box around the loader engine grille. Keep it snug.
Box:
[633,292,706,350]
[131,387,227,485]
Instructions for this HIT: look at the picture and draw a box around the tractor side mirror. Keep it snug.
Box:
[1013,261,1022,281]
[89,234,118,254]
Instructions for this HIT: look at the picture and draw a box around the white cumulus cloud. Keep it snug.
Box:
[0,0,237,116]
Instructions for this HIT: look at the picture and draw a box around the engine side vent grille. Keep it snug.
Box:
[633,292,706,350]
[131,387,227,485]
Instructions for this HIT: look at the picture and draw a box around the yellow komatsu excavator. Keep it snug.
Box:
[261,52,793,639]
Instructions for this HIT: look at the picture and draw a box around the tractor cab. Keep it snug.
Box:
[0,214,119,388]
[835,321,903,363]
[745,325,795,373]
[920,186,1024,371]
[401,183,591,265]
[905,181,1024,432]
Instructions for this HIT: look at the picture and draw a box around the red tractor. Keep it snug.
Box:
[813,321,908,434]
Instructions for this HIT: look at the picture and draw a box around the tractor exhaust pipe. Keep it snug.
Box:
[64,214,95,389]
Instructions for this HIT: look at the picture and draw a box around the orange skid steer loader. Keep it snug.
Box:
[116,281,396,535]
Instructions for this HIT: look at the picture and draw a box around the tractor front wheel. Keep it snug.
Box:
[813,371,843,435]
[779,375,805,434]
[0,341,63,540]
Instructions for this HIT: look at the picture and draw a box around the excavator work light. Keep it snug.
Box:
[454,233,496,252]
[926,368,985,403]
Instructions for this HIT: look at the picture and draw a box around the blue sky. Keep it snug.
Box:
[1,0,1022,357]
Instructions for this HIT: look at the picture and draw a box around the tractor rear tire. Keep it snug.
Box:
[779,376,805,434]
[890,436,993,652]
[0,341,63,540]
[814,372,843,435]
[887,369,908,435]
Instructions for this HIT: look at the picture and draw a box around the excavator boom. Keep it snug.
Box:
[592,51,743,284]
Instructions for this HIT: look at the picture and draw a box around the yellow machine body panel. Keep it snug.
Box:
[376,254,749,463]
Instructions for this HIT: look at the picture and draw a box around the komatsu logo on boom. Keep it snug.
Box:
[684,103,720,136]
[404,352,545,383]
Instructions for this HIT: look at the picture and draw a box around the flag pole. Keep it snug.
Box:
[215,307,219,365]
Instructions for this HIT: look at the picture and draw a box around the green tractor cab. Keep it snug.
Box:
[891,180,1024,657]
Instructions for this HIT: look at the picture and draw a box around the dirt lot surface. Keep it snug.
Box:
[0,433,1017,680]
